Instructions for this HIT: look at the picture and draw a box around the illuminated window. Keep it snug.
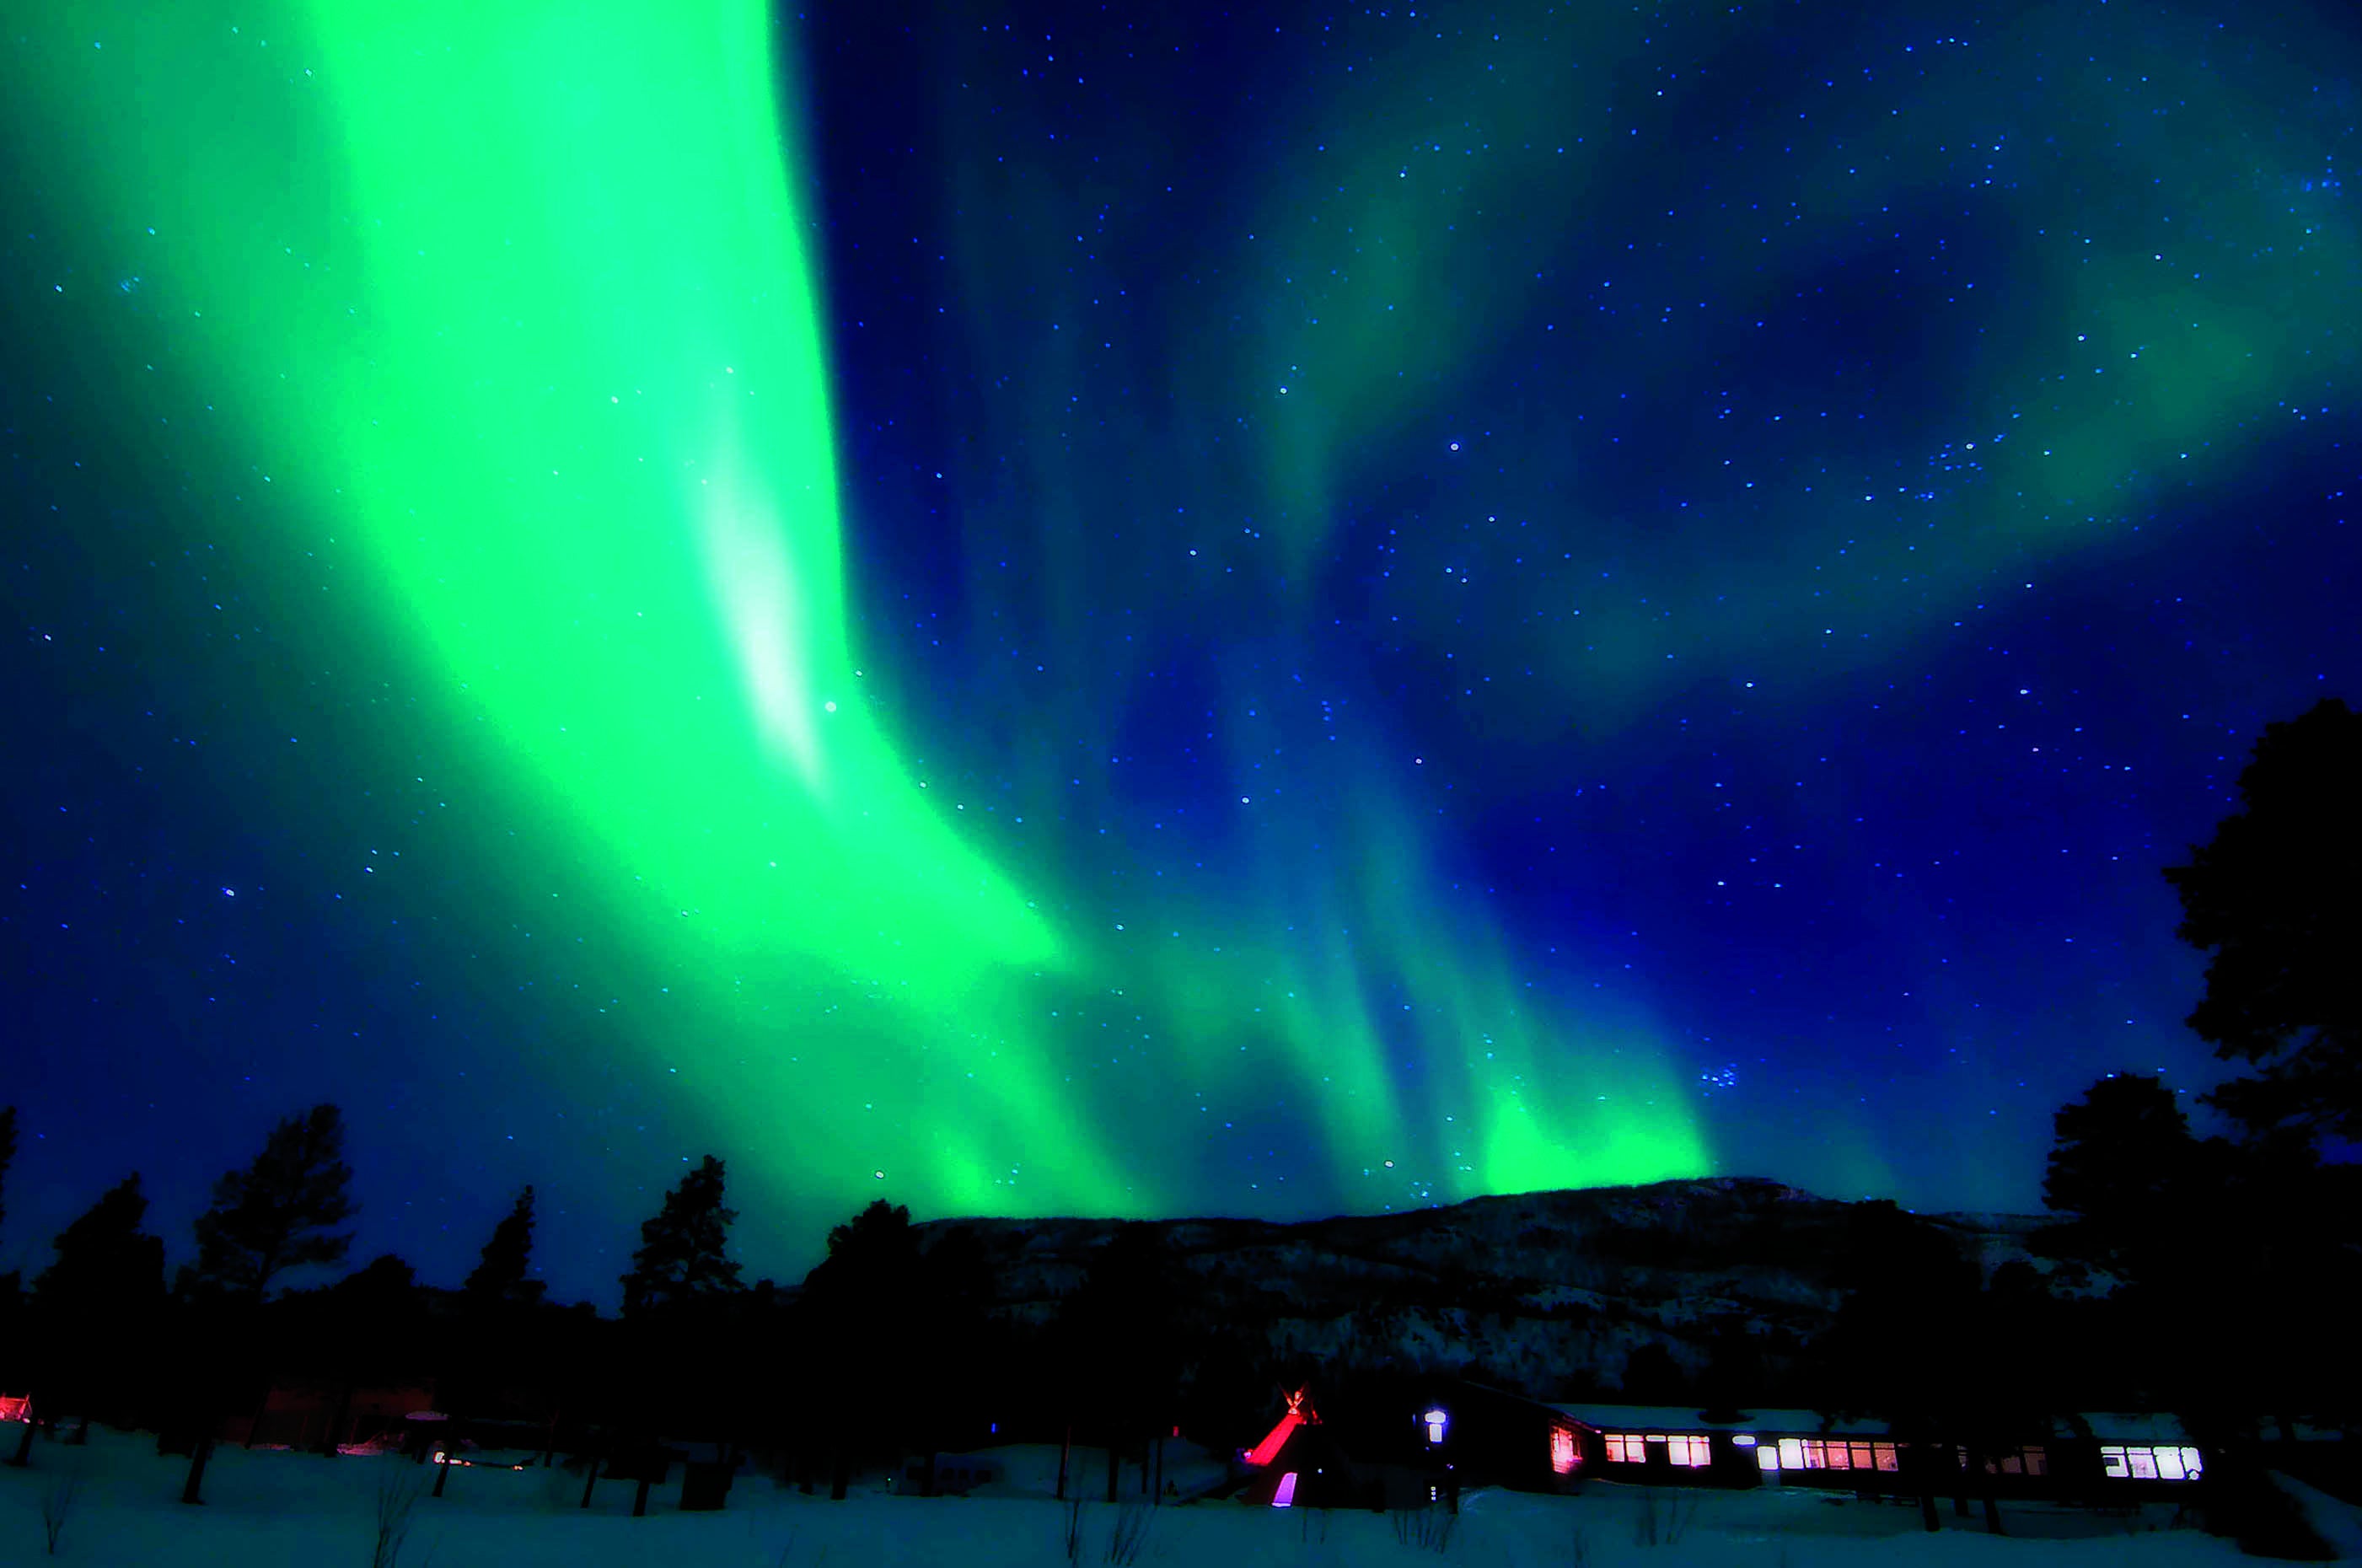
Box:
[1874,1442,1898,1473]
[1757,1444,1781,1471]
[2098,1445,2199,1481]
[1607,1434,1647,1463]
[1551,1427,1578,1474]
[1848,1442,1876,1470]
[1670,1435,1711,1467]
[1779,1438,1804,1470]
[1272,1473,1298,1508]
[1732,1434,1758,1448]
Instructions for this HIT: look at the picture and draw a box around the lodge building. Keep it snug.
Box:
[1233,1383,2216,1512]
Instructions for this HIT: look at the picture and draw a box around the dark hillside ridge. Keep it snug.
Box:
[905,1176,2045,1402]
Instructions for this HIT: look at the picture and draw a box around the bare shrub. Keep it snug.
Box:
[373,1468,426,1568]
[1667,1489,1701,1545]
[1390,1504,1457,1552]
[40,1474,81,1556]
[1633,1486,1700,1548]
[1104,1501,1151,1565]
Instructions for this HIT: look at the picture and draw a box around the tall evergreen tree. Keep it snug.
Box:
[1058,1222,1180,1501]
[0,1104,17,1239]
[35,1173,168,1312]
[2033,1073,2213,1285]
[798,1200,922,1498]
[0,1108,19,1372]
[2164,696,2362,1150]
[464,1186,544,1307]
[12,1174,167,1452]
[619,1157,742,1317]
[188,1104,358,1302]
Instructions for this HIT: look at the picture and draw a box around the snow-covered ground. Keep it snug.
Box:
[1,1425,2354,1565]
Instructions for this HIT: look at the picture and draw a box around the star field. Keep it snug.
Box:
[2,0,2357,1303]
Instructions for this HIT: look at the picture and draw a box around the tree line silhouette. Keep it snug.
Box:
[0,700,2353,1523]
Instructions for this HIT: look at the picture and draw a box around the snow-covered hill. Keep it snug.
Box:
[912,1177,2048,1399]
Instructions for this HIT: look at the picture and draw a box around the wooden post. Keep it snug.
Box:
[181,1435,214,1505]
[632,1474,652,1517]
[432,1447,451,1498]
[578,1453,601,1508]
[320,1380,354,1457]
[1056,1424,1071,1501]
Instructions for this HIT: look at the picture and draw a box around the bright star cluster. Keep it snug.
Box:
[1,0,2355,1299]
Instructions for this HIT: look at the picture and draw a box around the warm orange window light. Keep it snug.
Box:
[1550,1426,1578,1474]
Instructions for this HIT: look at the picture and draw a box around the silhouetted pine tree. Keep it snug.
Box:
[11,1173,170,1463]
[1813,1200,1983,1531]
[619,1157,743,1318]
[2165,696,2362,1152]
[2033,1073,2213,1287]
[799,1199,921,1497]
[0,1104,16,1238]
[464,1186,544,1308]
[0,1106,19,1385]
[187,1104,358,1302]
[1058,1222,1178,1502]
[35,1173,168,1426]
[174,1104,357,1503]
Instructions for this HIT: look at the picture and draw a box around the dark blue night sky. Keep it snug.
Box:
[3,0,2357,1306]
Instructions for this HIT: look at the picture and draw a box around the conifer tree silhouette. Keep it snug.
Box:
[619,1157,743,1318]
[188,1104,357,1302]
[464,1186,544,1307]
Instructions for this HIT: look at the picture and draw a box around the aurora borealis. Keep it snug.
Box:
[3,0,2357,1302]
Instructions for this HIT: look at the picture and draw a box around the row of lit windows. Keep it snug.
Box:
[1605,1432,1713,1467]
[2103,1445,2203,1480]
[1593,1432,2192,1483]
[1762,1438,1901,1474]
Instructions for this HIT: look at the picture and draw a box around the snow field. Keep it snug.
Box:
[0,1426,2349,1566]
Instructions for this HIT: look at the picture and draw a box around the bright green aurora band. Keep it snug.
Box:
[17,0,2354,1258]
[21,1,1713,1237]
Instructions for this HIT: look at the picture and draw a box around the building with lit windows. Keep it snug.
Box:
[1556,1404,2209,1503]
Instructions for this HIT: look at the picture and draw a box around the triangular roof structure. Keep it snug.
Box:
[1243,1386,1315,1469]
[1237,1401,1368,1508]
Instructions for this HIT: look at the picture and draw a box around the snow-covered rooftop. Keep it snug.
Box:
[1552,1406,2200,1445]
[1554,1404,1892,1436]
